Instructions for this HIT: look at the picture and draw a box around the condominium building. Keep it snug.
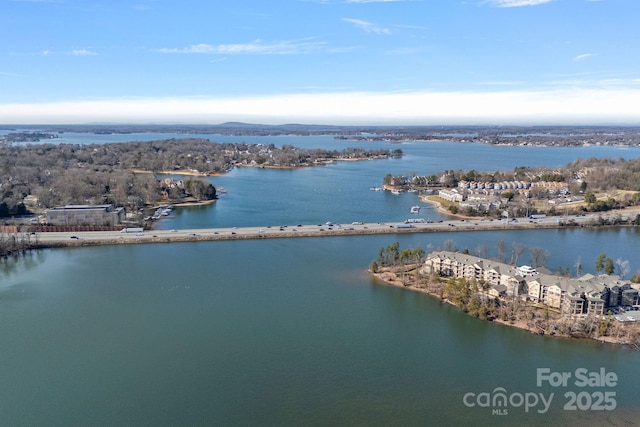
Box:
[422,251,639,317]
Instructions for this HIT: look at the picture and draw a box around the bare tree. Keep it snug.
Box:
[511,242,528,265]
[443,239,458,252]
[530,247,549,269]
[615,258,631,279]
[474,244,489,259]
[574,257,583,277]
[496,240,507,262]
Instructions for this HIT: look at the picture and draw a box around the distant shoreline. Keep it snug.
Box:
[132,155,392,176]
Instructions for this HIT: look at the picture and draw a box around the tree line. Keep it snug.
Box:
[0,139,395,216]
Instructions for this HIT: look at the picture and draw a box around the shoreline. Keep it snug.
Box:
[148,199,217,209]
[132,155,392,176]
[418,194,479,219]
[369,266,640,348]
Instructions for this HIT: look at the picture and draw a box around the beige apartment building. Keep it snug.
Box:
[423,251,639,318]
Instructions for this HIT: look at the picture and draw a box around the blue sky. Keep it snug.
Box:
[1,0,639,125]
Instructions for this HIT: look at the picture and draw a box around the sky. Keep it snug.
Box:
[1,0,639,125]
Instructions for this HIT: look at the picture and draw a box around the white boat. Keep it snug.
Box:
[391,190,401,195]
[410,205,421,214]
[369,186,382,191]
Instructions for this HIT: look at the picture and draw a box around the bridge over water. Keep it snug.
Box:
[31,216,595,248]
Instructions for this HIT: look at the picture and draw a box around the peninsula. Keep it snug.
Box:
[382,157,640,219]
[0,138,399,220]
[370,245,640,348]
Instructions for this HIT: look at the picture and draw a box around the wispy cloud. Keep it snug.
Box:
[486,0,554,7]
[71,48,97,56]
[132,0,159,11]
[573,53,594,62]
[157,39,326,55]
[16,48,97,56]
[342,18,391,34]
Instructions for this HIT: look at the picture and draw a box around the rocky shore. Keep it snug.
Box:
[370,264,640,349]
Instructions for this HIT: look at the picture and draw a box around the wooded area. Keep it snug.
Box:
[0,138,396,216]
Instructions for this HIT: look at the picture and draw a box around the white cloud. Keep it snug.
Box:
[71,48,97,56]
[157,39,326,55]
[487,0,554,7]
[342,18,391,34]
[31,48,96,56]
[573,53,594,62]
[2,89,640,125]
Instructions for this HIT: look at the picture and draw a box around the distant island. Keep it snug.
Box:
[3,123,640,147]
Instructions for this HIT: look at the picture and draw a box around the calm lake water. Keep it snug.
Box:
[1,134,640,426]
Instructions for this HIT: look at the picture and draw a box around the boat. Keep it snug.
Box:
[391,190,401,195]
[369,186,383,191]
[410,205,421,214]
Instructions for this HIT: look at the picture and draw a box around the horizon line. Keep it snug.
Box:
[2,89,640,126]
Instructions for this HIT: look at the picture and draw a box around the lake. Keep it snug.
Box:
[1,134,639,426]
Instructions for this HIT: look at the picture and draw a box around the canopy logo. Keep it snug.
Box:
[463,388,553,415]
[462,367,617,416]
